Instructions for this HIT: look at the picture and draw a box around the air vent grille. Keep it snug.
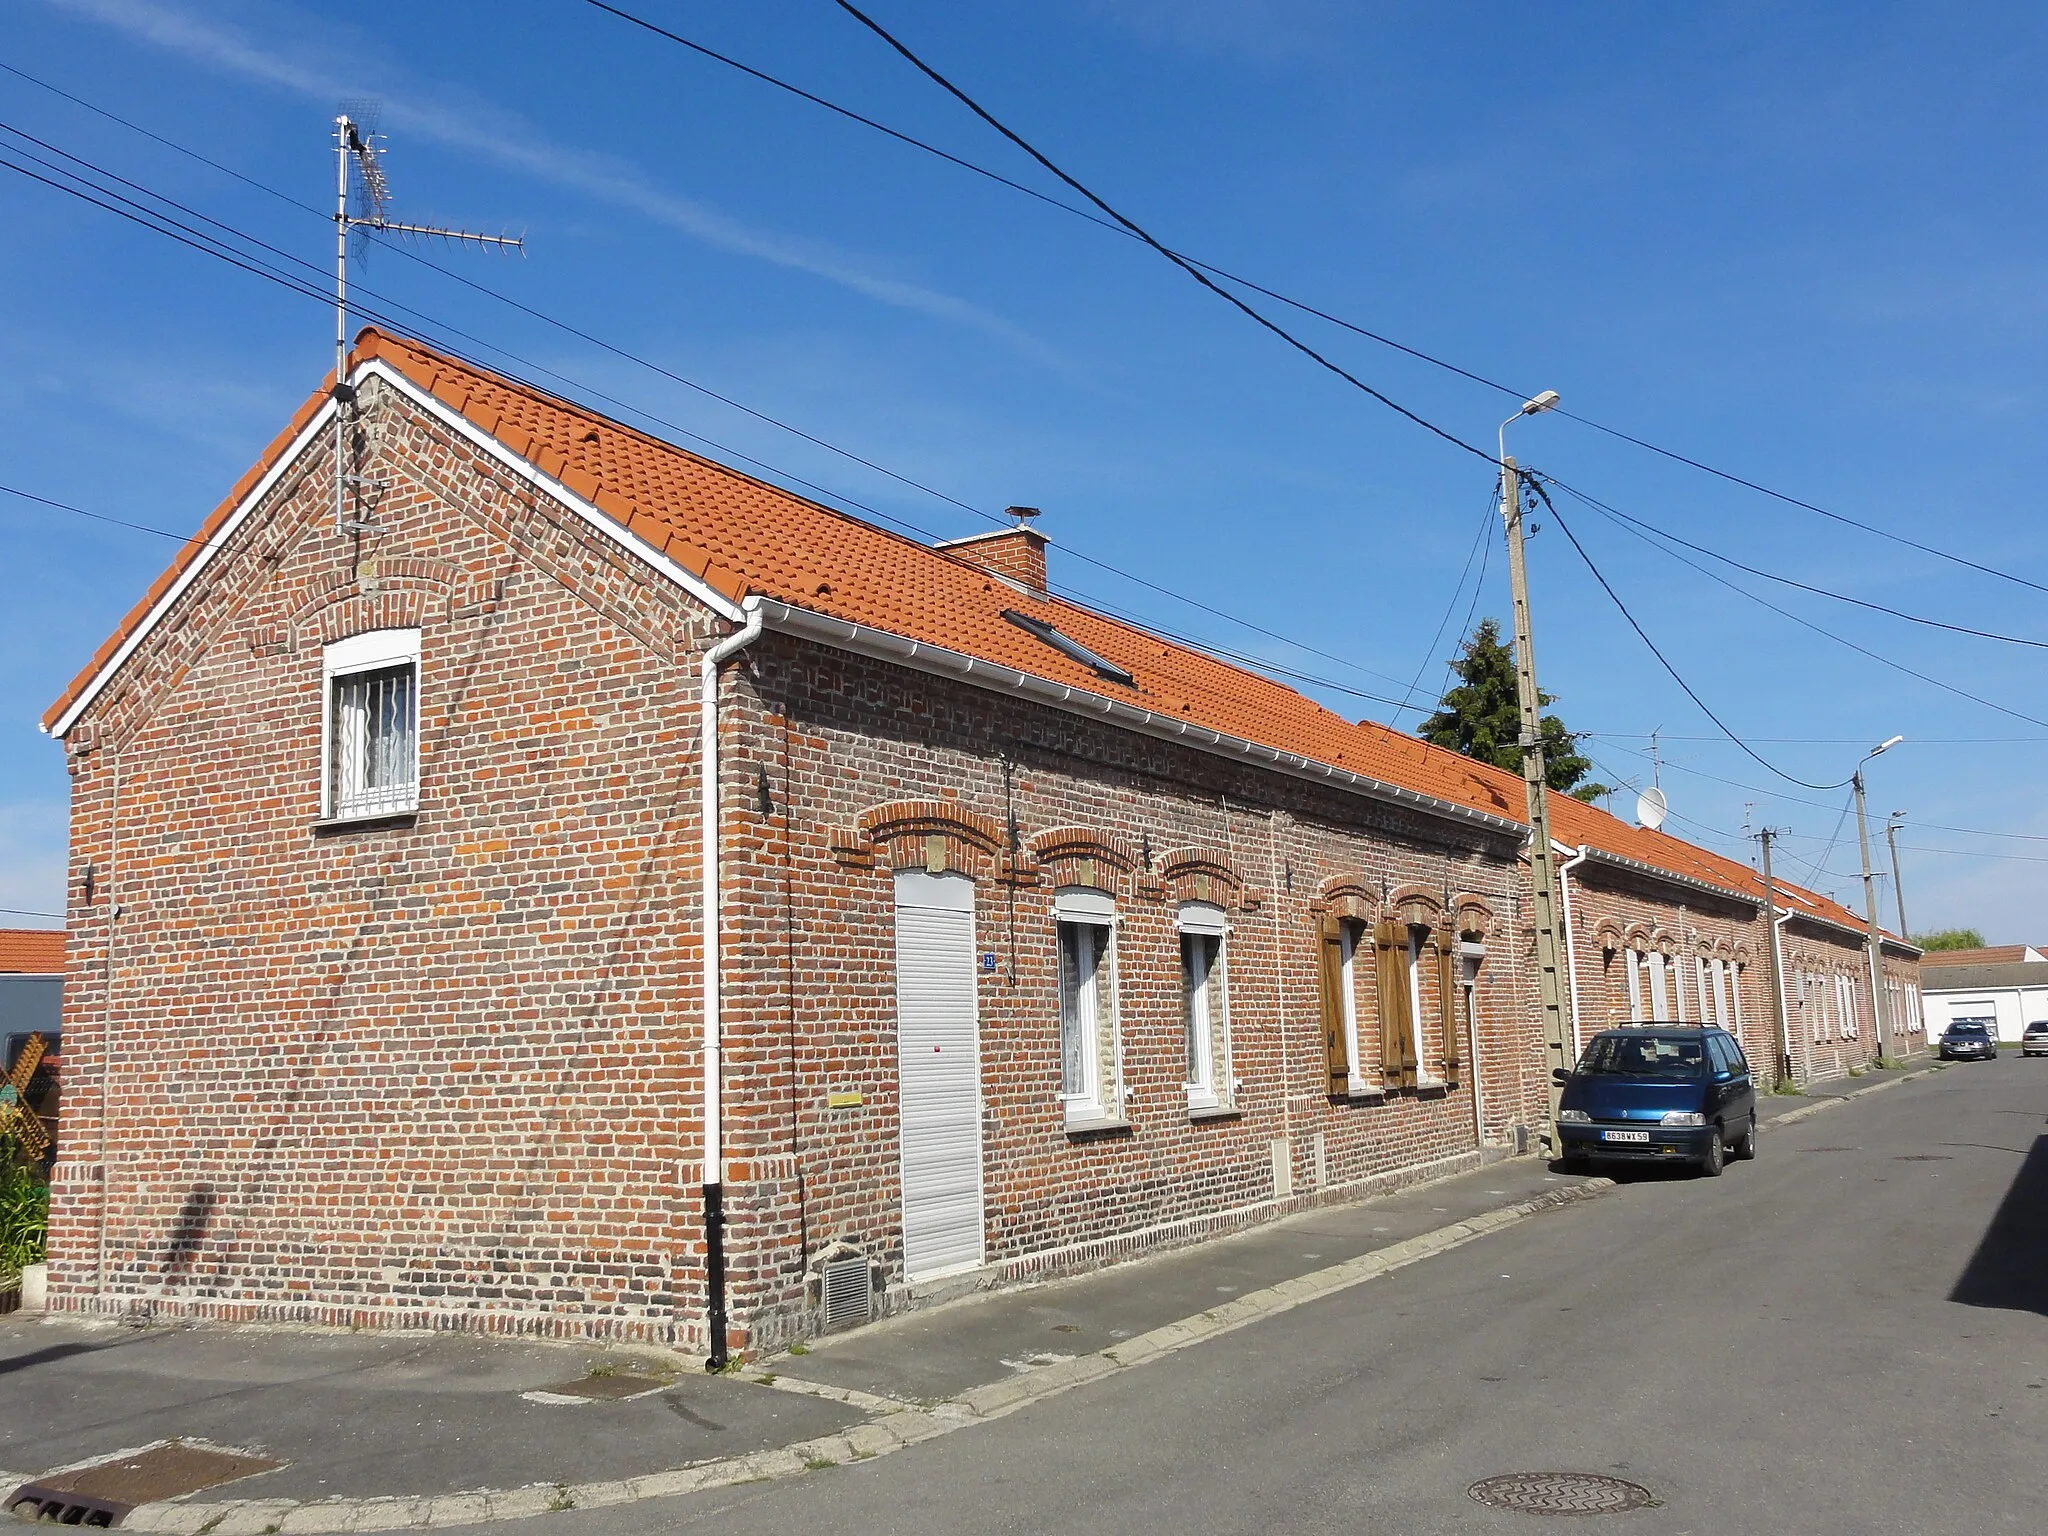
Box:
[821,1255,872,1333]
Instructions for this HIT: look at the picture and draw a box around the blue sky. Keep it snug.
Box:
[5,0,2048,938]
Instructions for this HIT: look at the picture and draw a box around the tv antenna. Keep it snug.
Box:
[332,110,521,534]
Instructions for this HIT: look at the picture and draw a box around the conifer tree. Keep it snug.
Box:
[1420,618,1608,803]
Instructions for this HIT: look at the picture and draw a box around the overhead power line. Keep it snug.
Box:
[1543,475,2048,733]
[1528,482,1853,792]
[824,0,1497,464]
[566,7,2048,601]
[0,119,1458,721]
[0,73,1460,706]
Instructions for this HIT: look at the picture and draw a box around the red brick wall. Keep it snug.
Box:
[52,378,715,1342]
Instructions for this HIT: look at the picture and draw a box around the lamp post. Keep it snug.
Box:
[1499,390,1573,1149]
[1853,736,1903,1062]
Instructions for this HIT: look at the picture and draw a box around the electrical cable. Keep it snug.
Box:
[1544,473,2048,651]
[1526,480,1854,791]
[1390,488,1496,721]
[0,907,65,921]
[0,133,1442,714]
[0,79,1436,701]
[558,9,2048,601]
[826,0,1498,465]
[1540,476,2048,733]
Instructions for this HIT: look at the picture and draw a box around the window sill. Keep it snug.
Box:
[1334,1085,1386,1104]
[1187,1104,1243,1123]
[1063,1115,1133,1140]
[313,808,419,835]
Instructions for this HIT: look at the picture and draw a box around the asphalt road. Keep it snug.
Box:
[532,1056,2047,1536]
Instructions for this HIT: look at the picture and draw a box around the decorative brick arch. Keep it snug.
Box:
[843,799,1005,879]
[1624,923,1654,953]
[1385,883,1444,930]
[1593,917,1626,954]
[1154,846,1243,909]
[1449,892,1495,940]
[1315,875,1376,924]
[1029,826,1137,897]
[273,560,467,654]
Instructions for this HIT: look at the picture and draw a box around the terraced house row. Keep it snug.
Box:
[39,333,1924,1352]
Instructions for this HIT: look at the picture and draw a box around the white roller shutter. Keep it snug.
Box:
[894,870,985,1279]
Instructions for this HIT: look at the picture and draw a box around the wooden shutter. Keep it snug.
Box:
[1375,918,1414,1089]
[1437,935,1462,1087]
[1318,914,1349,1095]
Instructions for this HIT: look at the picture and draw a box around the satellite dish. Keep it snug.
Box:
[1636,786,1668,831]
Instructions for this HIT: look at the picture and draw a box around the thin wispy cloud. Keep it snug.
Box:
[48,0,1050,354]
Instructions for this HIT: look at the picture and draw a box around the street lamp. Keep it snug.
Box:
[1499,390,1573,1151]
[1852,736,1903,1062]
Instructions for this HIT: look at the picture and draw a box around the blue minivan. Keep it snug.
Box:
[1553,1025,1758,1177]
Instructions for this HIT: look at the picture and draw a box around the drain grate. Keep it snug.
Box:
[8,1444,282,1527]
[1468,1473,1655,1516]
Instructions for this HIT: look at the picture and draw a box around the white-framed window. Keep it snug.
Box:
[1728,963,1745,1033]
[1404,925,1442,1084]
[1838,974,1860,1039]
[323,628,420,820]
[1628,948,1648,1019]
[1694,958,1713,1024]
[1710,958,1731,1029]
[1338,919,1370,1090]
[1055,888,1119,1125]
[1178,902,1231,1110]
[1648,950,1671,1019]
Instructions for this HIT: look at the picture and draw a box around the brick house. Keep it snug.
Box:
[38,332,1919,1351]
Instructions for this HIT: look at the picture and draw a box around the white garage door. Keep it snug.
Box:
[894,869,985,1279]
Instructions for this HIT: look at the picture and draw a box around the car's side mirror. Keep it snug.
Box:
[1715,1070,1733,1081]
[1551,1066,1571,1085]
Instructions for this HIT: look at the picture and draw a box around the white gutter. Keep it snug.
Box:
[753,600,1525,843]
[1572,845,1761,911]
[1557,843,1591,1053]
[698,595,765,1368]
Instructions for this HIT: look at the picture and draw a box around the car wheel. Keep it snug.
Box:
[1734,1114,1757,1161]
[1698,1129,1726,1178]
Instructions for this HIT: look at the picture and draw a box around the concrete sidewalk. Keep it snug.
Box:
[0,1063,1938,1532]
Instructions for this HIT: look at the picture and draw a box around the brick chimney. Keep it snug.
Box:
[938,507,1047,595]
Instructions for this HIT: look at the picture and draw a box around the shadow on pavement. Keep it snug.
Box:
[1950,1133,2048,1316]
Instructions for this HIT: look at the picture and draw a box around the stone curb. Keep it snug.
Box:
[90,1177,1615,1533]
[1760,1064,1937,1132]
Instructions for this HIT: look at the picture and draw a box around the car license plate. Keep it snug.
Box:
[1602,1129,1651,1143]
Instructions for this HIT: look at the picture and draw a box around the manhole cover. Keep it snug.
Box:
[8,1443,282,1527]
[1468,1472,1655,1516]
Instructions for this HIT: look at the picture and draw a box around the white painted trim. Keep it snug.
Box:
[753,600,1526,842]
[46,398,340,737]
[357,359,746,625]
[47,354,751,741]
[323,626,420,675]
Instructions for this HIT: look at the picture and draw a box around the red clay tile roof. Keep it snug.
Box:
[1920,945,2038,967]
[0,928,65,974]
[46,330,1898,943]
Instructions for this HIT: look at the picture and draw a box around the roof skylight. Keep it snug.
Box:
[1001,609,1135,687]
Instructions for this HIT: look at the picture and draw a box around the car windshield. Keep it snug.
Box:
[2028,1023,2048,1035]
[1577,1034,1707,1078]
[1947,1023,1990,1037]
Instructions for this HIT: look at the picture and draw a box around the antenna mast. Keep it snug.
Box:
[332,113,521,535]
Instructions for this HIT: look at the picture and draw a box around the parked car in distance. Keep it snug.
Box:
[1937,1020,1998,1061]
[1552,1024,1757,1178]
[2021,1021,2048,1058]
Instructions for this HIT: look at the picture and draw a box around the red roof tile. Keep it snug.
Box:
[46,331,1897,941]
[0,928,65,974]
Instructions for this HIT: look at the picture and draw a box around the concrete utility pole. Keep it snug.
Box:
[1758,827,1793,1086]
[1851,737,1903,1062]
[1885,812,1910,941]
[1499,391,1572,1149]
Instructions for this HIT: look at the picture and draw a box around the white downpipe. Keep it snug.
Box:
[1557,843,1591,1056]
[700,597,766,1185]
[1772,905,1796,1081]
